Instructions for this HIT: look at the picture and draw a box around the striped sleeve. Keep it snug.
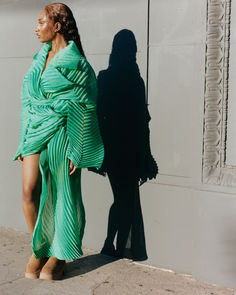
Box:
[58,58,104,169]
[66,101,104,169]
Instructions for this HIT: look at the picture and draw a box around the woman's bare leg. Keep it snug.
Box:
[22,154,41,237]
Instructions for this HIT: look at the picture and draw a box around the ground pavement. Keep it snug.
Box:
[0,227,236,295]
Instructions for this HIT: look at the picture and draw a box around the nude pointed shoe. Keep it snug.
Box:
[39,257,66,280]
[25,254,49,279]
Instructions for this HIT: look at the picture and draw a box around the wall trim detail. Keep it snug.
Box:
[202,0,233,186]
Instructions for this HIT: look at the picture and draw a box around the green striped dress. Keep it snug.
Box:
[13,40,104,260]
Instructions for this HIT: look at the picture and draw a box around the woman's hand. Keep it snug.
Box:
[69,160,77,175]
[17,155,23,163]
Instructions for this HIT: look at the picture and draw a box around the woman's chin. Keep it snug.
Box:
[39,38,46,43]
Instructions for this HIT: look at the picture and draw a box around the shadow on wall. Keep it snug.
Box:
[89,29,158,261]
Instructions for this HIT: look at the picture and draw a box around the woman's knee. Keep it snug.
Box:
[22,184,34,202]
[22,154,41,203]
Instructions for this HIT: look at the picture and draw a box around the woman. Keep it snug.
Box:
[13,3,104,280]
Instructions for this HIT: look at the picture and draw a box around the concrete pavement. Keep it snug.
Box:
[0,227,236,295]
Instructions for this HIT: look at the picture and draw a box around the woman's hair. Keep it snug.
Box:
[44,3,86,58]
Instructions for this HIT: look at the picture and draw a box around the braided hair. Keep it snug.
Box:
[44,3,86,58]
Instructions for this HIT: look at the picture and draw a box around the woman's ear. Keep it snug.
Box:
[55,22,61,33]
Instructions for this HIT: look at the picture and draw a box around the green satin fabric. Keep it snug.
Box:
[13,40,104,260]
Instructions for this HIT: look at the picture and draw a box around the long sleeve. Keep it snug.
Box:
[56,57,104,169]
[66,101,104,169]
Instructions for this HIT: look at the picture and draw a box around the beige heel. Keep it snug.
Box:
[39,268,66,280]
[39,257,66,280]
[25,270,41,279]
[25,254,49,279]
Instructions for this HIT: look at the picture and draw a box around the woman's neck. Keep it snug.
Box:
[50,34,68,54]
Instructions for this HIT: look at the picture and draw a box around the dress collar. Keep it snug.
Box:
[36,40,82,70]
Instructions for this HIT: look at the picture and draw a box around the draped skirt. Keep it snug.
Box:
[31,126,86,260]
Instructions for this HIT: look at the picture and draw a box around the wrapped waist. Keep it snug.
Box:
[28,99,68,117]
[29,99,54,106]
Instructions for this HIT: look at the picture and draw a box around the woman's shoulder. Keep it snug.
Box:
[77,56,96,75]
[55,54,96,83]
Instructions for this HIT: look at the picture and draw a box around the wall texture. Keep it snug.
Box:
[1,0,236,289]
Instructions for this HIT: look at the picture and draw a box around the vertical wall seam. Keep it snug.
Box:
[146,0,150,103]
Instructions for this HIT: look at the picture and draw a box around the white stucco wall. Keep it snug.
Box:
[1,0,236,289]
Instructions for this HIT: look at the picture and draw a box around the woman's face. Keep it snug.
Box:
[34,9,56,43]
